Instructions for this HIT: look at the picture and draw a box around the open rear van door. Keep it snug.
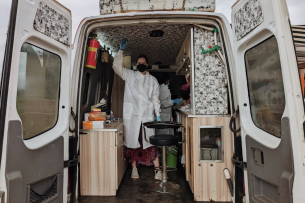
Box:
[232,0,305,202]
[0,0,72,202]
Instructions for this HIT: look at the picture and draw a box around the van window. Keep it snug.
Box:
[245,36,285,138]
[17,43,61,140]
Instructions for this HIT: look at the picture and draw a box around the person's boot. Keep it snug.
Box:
[154,170,163,180]
[131,168,139,179]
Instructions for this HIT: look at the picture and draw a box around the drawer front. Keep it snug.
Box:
[116,127,124,146]
[116,127,126,189]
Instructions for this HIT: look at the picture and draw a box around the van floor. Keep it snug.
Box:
[79,164,194,203]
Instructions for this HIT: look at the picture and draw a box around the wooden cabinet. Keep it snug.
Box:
[182,114,193,191]
[181,113,233,202]
[181,114,188,180]
[191,116,233,202]
[80,121,128,196]
[116,127,127,189]
[188,121,194,193]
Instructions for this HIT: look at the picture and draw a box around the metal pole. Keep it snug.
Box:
[162,146,167,183]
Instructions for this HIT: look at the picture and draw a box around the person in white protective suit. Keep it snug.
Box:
[156,73,182,135]
[112,38,163,180]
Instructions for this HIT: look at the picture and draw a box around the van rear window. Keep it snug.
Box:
[245,36,285,138]
[17,43,61,140]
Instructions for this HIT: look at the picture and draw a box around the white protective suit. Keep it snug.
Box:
[156,84,174,135]
[113,50,161,149]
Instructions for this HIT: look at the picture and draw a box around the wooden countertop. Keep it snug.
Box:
[176,109,231,118]
[80,120,123,132]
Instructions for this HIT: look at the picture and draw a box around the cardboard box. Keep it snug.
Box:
[83,121,105,129]
[152,65,159,70]
[84,113,90,121]
[84,112,106,121]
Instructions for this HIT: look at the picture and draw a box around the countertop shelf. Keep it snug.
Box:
[80,120,123,132]
[176,108,231,118]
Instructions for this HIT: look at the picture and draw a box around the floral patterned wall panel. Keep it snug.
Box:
[33,2,70,46]
[234,0,264,41]
[99,0,215,15]
[193,26,228,115]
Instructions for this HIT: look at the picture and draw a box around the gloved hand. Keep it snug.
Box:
[172,98,182,105]
[120,38,128,50]
[157,116,162,121]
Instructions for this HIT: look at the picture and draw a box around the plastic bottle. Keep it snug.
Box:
[92,108,101,113]
[216,138,221,160]
[111,111,114,121]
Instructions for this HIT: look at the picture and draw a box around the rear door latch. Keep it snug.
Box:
[232,156,247,170]
[64,156,79,168]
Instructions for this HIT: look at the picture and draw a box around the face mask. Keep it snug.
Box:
[137,64,146,72]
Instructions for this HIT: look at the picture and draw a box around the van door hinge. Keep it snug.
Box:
[64,156,79,168]
[232,156,247,170]
[0,191,4,203]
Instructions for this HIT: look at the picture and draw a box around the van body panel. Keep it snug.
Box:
[232,0,305,202]
[0,0,72,202]
[6,120,64,203]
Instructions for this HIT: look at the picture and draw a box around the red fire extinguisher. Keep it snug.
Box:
[86,39,100,69]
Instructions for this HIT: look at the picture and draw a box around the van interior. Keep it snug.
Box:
[80,23,193,120]
[76,21,234,202]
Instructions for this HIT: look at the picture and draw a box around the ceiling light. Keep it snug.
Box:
[149,30,164,37]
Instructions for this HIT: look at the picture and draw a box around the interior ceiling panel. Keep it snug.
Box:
[95,24,191,66]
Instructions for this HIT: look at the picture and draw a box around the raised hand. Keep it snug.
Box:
[120,38,128,50]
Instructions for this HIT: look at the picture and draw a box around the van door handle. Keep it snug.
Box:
[252,148,264,166]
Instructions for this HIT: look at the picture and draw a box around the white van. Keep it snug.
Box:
[0,0,304,202]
